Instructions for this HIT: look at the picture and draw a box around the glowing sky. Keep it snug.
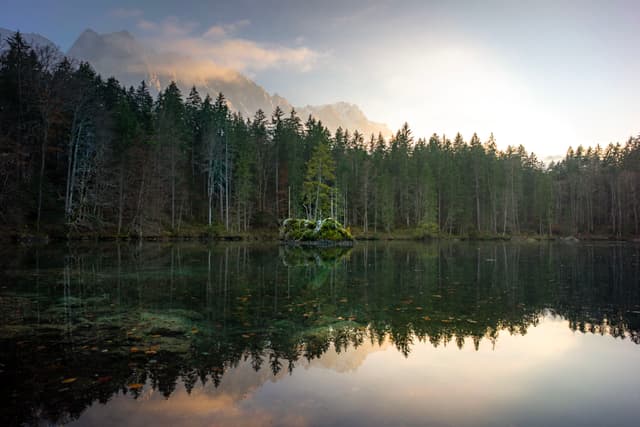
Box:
[3,0,639,159]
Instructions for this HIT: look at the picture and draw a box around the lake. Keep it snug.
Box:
[1,241,639,426]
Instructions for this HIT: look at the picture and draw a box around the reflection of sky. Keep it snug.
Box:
[70,316,640,427]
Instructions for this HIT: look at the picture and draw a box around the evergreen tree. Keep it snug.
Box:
[303,142,336,220]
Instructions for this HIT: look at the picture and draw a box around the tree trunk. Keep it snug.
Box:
[117,164,125,236]
[225,136,229,230]
[171,151,176,230]
[475,174,480,231]
[36,122,48,231]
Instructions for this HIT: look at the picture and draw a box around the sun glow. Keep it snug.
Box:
[368,44,577,159]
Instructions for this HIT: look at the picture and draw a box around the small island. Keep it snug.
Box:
[280,218,354,246]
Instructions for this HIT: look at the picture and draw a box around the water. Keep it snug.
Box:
[1,241,639,427]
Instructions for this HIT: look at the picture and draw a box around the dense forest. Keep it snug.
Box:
[1,33,639,239]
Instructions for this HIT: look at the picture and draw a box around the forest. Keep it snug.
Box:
[1,32,639,239]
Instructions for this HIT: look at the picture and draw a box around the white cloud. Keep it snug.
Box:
[140,16,199,37]
[164,37,318,72]
[203,19,250,39]
[136,16,318,74]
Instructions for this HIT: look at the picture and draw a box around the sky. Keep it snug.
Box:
[3,0,639,159]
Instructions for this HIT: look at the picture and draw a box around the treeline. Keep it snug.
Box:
[1,32,639,237]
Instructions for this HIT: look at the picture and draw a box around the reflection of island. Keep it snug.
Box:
[279,245,352,268]
[1,241,639,425]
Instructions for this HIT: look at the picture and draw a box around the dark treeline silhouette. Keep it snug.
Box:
[1,32,640,237]
[1,241,639,425]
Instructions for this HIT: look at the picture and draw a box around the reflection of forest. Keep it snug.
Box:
[1,241,639,425]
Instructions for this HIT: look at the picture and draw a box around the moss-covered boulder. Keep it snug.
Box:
[280,218,354,244]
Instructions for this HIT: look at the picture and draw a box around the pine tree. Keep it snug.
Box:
[303,142,336,220]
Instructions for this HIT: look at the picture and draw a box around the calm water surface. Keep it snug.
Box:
[1,241,639,426]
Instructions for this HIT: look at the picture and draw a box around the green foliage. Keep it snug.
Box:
[414,221,440,239]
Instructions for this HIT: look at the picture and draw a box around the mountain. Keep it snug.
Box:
[298,102,391,139]
[67,29,293,117]
[0,27,391,137]
[67,29,391,136]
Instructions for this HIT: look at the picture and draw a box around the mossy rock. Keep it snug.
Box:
[280,218,354,243]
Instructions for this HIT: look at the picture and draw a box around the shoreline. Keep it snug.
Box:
[2,229,639,245]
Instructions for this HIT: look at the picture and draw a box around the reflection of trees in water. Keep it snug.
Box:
[279,245,352,267]
[1,242,639,425]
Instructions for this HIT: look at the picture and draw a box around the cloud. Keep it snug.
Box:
[139,52,243,85]
[164,37,318,73]
[203,19,250,39]
[138,16,199,37]
[110,8,143,19]
[136,19,157,31]
[136,16,318,74]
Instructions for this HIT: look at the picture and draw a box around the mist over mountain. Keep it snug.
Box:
[62,28,390,137]
[67,29,293,118]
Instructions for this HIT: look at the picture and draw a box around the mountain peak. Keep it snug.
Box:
[79,28,98,37]
[297,103,391,137]
[63,27,390,137]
